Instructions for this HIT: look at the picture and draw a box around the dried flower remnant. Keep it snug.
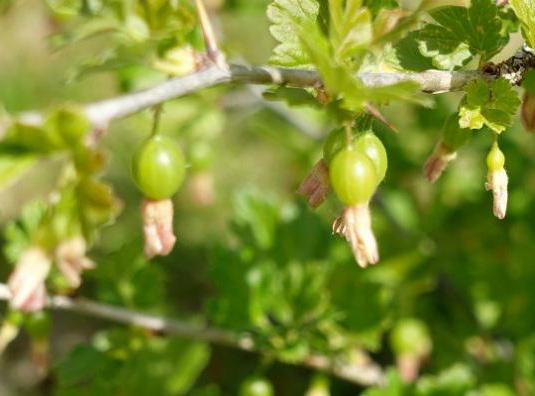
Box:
[7,248,51,312]
[55,236,95,288]
[141,199,177,258]
[333,205,379,268]
[424,141,457,183]
[486,168,508,219]
[297,159,331,208]
[521,92,535,132]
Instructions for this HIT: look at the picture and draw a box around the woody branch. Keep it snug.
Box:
[0,282,385,387]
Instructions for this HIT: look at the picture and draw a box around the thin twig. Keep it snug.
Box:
[0,65,485,139]
[0,283,384,386]
[195,0,227,70]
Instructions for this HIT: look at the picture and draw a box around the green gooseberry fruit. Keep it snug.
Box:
[329,146,378,205]
[131,135,186,200]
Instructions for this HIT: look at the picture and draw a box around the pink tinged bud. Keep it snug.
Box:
[521,92,535,132]
[332,204,379,268]
[55,236,95,289]
[297,159,331,209]
[485,168,508,219]
[141,199,177,258]
[423,142,457,183]
[7,248,51,312]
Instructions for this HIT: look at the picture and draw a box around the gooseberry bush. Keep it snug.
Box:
[2,0,535,395]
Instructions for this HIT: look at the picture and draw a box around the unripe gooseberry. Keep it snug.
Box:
[239,377,274,396]
[131,135,186,200]
[329,147,378,205]
[353,132,388,183]
[390,318,432,358]
[486,143,505,172]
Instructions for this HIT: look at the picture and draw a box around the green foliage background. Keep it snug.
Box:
[0,0,535,395]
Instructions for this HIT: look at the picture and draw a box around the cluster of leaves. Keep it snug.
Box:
[55,330,210,396]
[395,0,511,71]
[268,0,432,113]
[1,108,120,285]
[267,0,522,137]
[45,0,200,84]
[459,79,521,134]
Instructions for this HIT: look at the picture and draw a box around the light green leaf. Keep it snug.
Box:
[0,154,36,191]
[459,79,520,133]
[329,0,373,63]
[362,369,406,396]
[510,0,535,48]
[416,363,476,395]
[45,106,90,147]
[3,122,63,153]
[267,0,320,67]
[2,200,47,263]
[298,21,430,110]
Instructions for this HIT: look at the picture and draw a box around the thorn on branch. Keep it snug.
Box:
[195,0,228,71]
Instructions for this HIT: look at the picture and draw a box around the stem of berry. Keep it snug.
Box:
[151,104,163,137]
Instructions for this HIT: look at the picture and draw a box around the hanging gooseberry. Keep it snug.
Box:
[486,142,505,172]
[239,377,274,396]
[353,132,388,183]
[329,147,378,205]
[131,135,186,200]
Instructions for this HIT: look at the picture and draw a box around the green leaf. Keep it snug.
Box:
[2,200,47,263]
[411,0,507,67]
[362,369,407,396]
[45,106,90,147]
[267,0,320,67]
[56,344,118,388]
[298,20,430,110]
[117,338,211,395]
[0,153,36,191]
[76,177,122,241]
[232,189,280,250]
[262,87,321,108]
[510,0,535,48]
[459,79,520,133]
[393,33,435,71]
[2,122,62,153]
[1,107,88,155]
[329,0,373,63]
[416,364,476,395]
[363,0,398,17]
[475,384,517,396]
